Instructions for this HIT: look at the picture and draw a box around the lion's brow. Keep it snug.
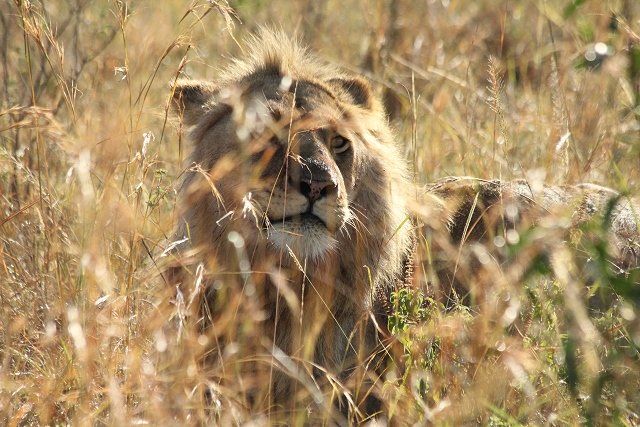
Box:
[290,78,340,105]
[290,113,336,134]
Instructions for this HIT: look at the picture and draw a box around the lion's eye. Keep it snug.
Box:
[332,135,350,154]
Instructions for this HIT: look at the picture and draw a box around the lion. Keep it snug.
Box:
[168,29,413,421]
[415,177,639,309]
[166,29,639,422]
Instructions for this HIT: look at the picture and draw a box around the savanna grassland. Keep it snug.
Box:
[1,0,640,425]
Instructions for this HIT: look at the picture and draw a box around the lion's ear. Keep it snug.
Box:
[171,79,217,126]
[329,76,375,110]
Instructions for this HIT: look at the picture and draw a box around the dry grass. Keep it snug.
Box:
[1,0,639,425]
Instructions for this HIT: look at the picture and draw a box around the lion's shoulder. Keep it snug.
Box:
[423,177,639,268]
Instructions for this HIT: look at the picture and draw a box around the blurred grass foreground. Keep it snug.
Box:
[1,0,640,425]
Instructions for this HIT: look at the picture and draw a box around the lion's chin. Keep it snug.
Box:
[266,218,338,263]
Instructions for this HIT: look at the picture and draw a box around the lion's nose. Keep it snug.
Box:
[299,180,337,203]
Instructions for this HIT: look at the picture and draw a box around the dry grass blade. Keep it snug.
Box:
[1,0,639,426]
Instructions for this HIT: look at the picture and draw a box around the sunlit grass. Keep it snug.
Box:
[1,0,639,425]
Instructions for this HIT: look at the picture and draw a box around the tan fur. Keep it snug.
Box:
[418,177,639,305]
[168,29,413,418]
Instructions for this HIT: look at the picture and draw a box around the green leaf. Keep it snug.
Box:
[563,0,587,19]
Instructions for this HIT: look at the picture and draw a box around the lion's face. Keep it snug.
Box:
[174,71,380,262]
[244,80,357,260]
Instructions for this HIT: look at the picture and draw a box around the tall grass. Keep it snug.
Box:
[1,0,639,425]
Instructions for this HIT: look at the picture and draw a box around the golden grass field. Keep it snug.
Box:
[1,0,639,425]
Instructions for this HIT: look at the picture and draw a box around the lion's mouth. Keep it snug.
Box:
[272,212,327,228]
